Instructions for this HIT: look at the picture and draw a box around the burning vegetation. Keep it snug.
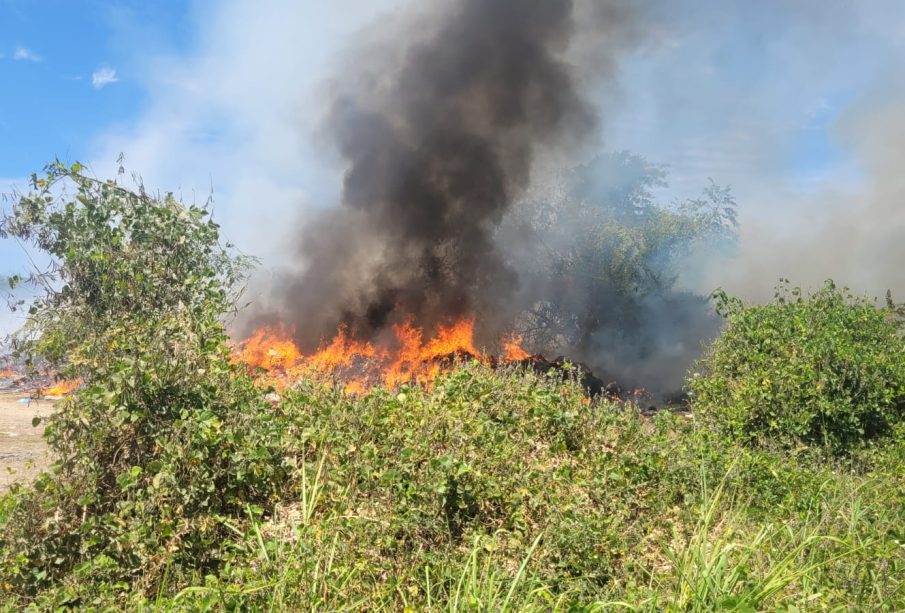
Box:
[0,365,81,398]
[1,159,904,610]
[243,0,735,399]
[235,317,609,397]
[1,0,904,608]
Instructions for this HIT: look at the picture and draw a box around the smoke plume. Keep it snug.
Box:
[271,0,638,349]
[60,0,900,396]
[703,85,905,303]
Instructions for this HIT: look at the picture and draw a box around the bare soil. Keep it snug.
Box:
[0,392,53,492]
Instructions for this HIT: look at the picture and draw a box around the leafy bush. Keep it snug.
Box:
[0,163,289,600]
[1,360,902,609]
[690,280,905,452]
[101,366,905,610]
[1,165,902,609]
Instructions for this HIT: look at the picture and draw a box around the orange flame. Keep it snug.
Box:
[234,316,528,393]
[236,325,301,372]
[0,366,81,396]
[43,378,81,396]
[502,334,530,361]
[384,318,478,387]
[305,325,379,373]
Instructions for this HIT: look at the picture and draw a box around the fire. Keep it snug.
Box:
[0,365,81,397]
[237,325,301,372]
[385,318,478,387]
[43,378,81,397]
[305,325,379,373]
[234,316,528,393]
[502,334,530,361]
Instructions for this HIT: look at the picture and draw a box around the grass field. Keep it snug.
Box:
[4,364,900,610]
[2,165,902,610]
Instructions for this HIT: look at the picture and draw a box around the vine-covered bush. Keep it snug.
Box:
[0,163,288,599]
[1,166,903,609]
[690,280,905,452]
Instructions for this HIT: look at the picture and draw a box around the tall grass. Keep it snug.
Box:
[418,533,548,612]
[657,473,859,610]
[5,366,903,610]
[592,462,900,611]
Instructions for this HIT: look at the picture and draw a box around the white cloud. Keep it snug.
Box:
[91,67,119,89]
[12,47,41,62]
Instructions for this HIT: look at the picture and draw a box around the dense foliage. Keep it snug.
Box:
[3,364,903,610]
[690,280,905,452]
[139,367,901,611]
[0,165,902,609]
[0,163,288,601]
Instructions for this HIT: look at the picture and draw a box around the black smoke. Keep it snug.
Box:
[273,0,636,349]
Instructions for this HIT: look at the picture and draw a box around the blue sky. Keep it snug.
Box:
[0,0,196,177]
[2,0,905,335]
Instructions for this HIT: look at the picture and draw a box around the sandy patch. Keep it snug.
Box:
[0,393,54,492]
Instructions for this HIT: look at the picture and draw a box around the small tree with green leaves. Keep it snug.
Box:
[510,152,737,389]
[0,162,287,601]
[690,280,905,453]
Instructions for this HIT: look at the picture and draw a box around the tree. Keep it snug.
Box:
[4,161,251,372]
[509,152,738,391]
[0,162,287,598]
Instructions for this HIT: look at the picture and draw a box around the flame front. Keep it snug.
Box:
[502,334,530,361]
[43,379,81,396]
[0,366,81,397]
[234,317,526,393]
[238,325,301,372]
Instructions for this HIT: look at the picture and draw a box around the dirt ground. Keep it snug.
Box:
[0,392,54,492]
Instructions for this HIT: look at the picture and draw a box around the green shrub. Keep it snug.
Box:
[1,165,903,608]
[0,163,289,600]
[120,366,905,610]
[690,280,905,452]
[2,362,903,609]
